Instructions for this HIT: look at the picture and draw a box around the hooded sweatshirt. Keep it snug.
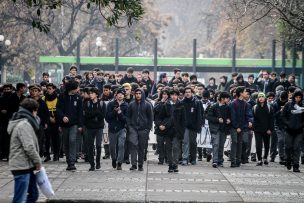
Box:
[8,107,41,175]
[127,88,153,131]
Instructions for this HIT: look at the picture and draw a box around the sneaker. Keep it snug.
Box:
[112,160,117,169]
[89,166,95,171]
[130,165,137,171]
[138,165,143,171]
[173,165,179,173]
[263,159,269,165]
[212,163,218,168]
[251,153,257,162]
[117,163,122,170]
[206,154,212,162]
[256,161,263,166]
[96,163,101,169]
[168,165,174,173]
[191,161,196,165]
[44,156,51,163]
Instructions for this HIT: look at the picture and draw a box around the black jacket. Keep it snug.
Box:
[35,98,49,127]
[105,100,128,133]
[282,101,304,134]
[8,92,25,117]
[56,93,83,127]
[154,100,171,136]
[273,99,287,129]
[207,102,231,135]
[127,89,153,131]
[182,97,203,133]
[253,103,274,133]
[83,99,106,129]
[120,75,137,85]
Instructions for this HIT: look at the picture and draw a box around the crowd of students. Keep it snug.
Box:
[0,65,304,175]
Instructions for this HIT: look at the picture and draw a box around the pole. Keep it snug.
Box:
[193,39,197,74]
[292,41,296,75]
[76,38,80,71]
[232,38,236,73]
[272,39,276,73]
[302,45,304,88]
[153,38,158,81]
[115,38,119,74]
[282,40,286,73]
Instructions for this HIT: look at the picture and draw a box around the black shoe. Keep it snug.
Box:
[112,160,117,169]
[241,160,247,164]
[218,163,224,167]
[293,164,300,172]
[279,160,286,165]
[212,163,218,168]
[96,163,101,169]
[198,156,202,161]
[251,153,257,162]
[130,165,137,170]
[144,156,147,162]
[286,162,292,170]
[206,154,212,162]
[256,161,263,166]
[103,155,110,159]
[173,165,179,173]
[158,161,164,165]
[263,159,269,165]
[117,162,122,170]
[89,166,95,171]
[168,165,174,173]
[66,165,76,171]
[301,158,304,165]
[270,158,275,162]
[44,156,51,162]
[230,163,237,168]
[124,160,130,164]
[138,165,143,171]
[53,156,59,161]
[236,162,241,167]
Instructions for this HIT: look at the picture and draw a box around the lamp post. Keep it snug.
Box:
[0,35,11,84]
[96,37,102,56]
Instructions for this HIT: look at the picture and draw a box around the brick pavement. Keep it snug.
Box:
[1,151,304,203]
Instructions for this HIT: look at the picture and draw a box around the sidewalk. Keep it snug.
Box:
[1,152,304,203]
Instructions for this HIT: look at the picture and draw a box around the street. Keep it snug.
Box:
[1,150,304,203]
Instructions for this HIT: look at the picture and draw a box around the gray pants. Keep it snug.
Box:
[157,135,166,162]
[270,129,278,160]
[275,127,286,160]
[87,128,103,167]
[241,129,251,162]
[165,136,181,166]
[62,125,78,166]
[128,127,149,166]
[285,131,303,165]
[230,129,243,164]
[212,131,227,164]
[182,128,197,163]
[109,129,126,163]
